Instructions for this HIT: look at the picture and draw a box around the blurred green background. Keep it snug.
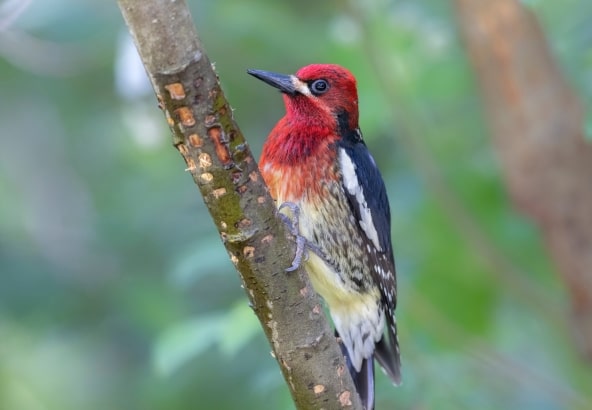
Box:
[1,0,591,409]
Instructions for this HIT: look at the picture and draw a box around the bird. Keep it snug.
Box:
[248,64,401,409]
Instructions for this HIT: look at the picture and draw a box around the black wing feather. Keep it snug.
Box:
[338,127,401,385]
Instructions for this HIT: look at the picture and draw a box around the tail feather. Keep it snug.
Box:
[356,357,375,410]
[336,330,376,410]
[335,329,355,376]
[374,317,402,385]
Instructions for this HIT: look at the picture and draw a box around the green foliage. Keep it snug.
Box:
[154,302,259,377]
[1,0,591,409]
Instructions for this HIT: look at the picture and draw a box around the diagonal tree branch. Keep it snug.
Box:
[116,0,362,409]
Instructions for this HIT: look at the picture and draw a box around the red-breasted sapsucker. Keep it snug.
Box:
[248,64,401,410]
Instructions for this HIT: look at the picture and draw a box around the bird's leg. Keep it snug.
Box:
[278,201,323,272]
[278,202,306,272]
[278,201,301,236]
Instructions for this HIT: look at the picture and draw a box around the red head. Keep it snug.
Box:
[249,64,361,200]
[248,64,360,135]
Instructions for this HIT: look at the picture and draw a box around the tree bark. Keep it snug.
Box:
[116,1,362,408]
[455,0,592,359]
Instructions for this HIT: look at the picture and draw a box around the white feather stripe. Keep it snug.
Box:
[338,148,382,251]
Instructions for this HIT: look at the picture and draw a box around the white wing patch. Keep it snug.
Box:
[339,148,382,251]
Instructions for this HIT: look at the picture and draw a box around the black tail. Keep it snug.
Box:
[374,315,402,386]
[356,357,375,410]
[336,331,375,410]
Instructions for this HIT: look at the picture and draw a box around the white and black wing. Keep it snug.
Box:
[338,128,401,385]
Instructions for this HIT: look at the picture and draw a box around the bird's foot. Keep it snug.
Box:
[278,201,301,236]
[278,202,323,272]
[278,202,306,272]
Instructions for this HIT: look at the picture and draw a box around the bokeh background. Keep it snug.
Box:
[1,0,592,409]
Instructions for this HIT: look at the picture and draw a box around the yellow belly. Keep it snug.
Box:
[304,251,384,372]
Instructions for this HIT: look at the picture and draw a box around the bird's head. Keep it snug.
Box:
[248,64,359,133]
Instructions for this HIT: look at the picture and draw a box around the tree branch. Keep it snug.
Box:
[116,0,362,408]
[455,0,592,359]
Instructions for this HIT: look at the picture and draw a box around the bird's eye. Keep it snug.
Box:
[310,79,329,95]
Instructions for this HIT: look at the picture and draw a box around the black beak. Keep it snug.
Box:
[247,69,297,96]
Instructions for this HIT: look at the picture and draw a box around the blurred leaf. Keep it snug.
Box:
[219,302,260,356]
[153,313,225,378]
[153,302,259,378]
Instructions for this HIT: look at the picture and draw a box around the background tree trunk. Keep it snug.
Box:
[455,0,592,359]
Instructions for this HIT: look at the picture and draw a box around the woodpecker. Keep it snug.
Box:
[248,64,401,409]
